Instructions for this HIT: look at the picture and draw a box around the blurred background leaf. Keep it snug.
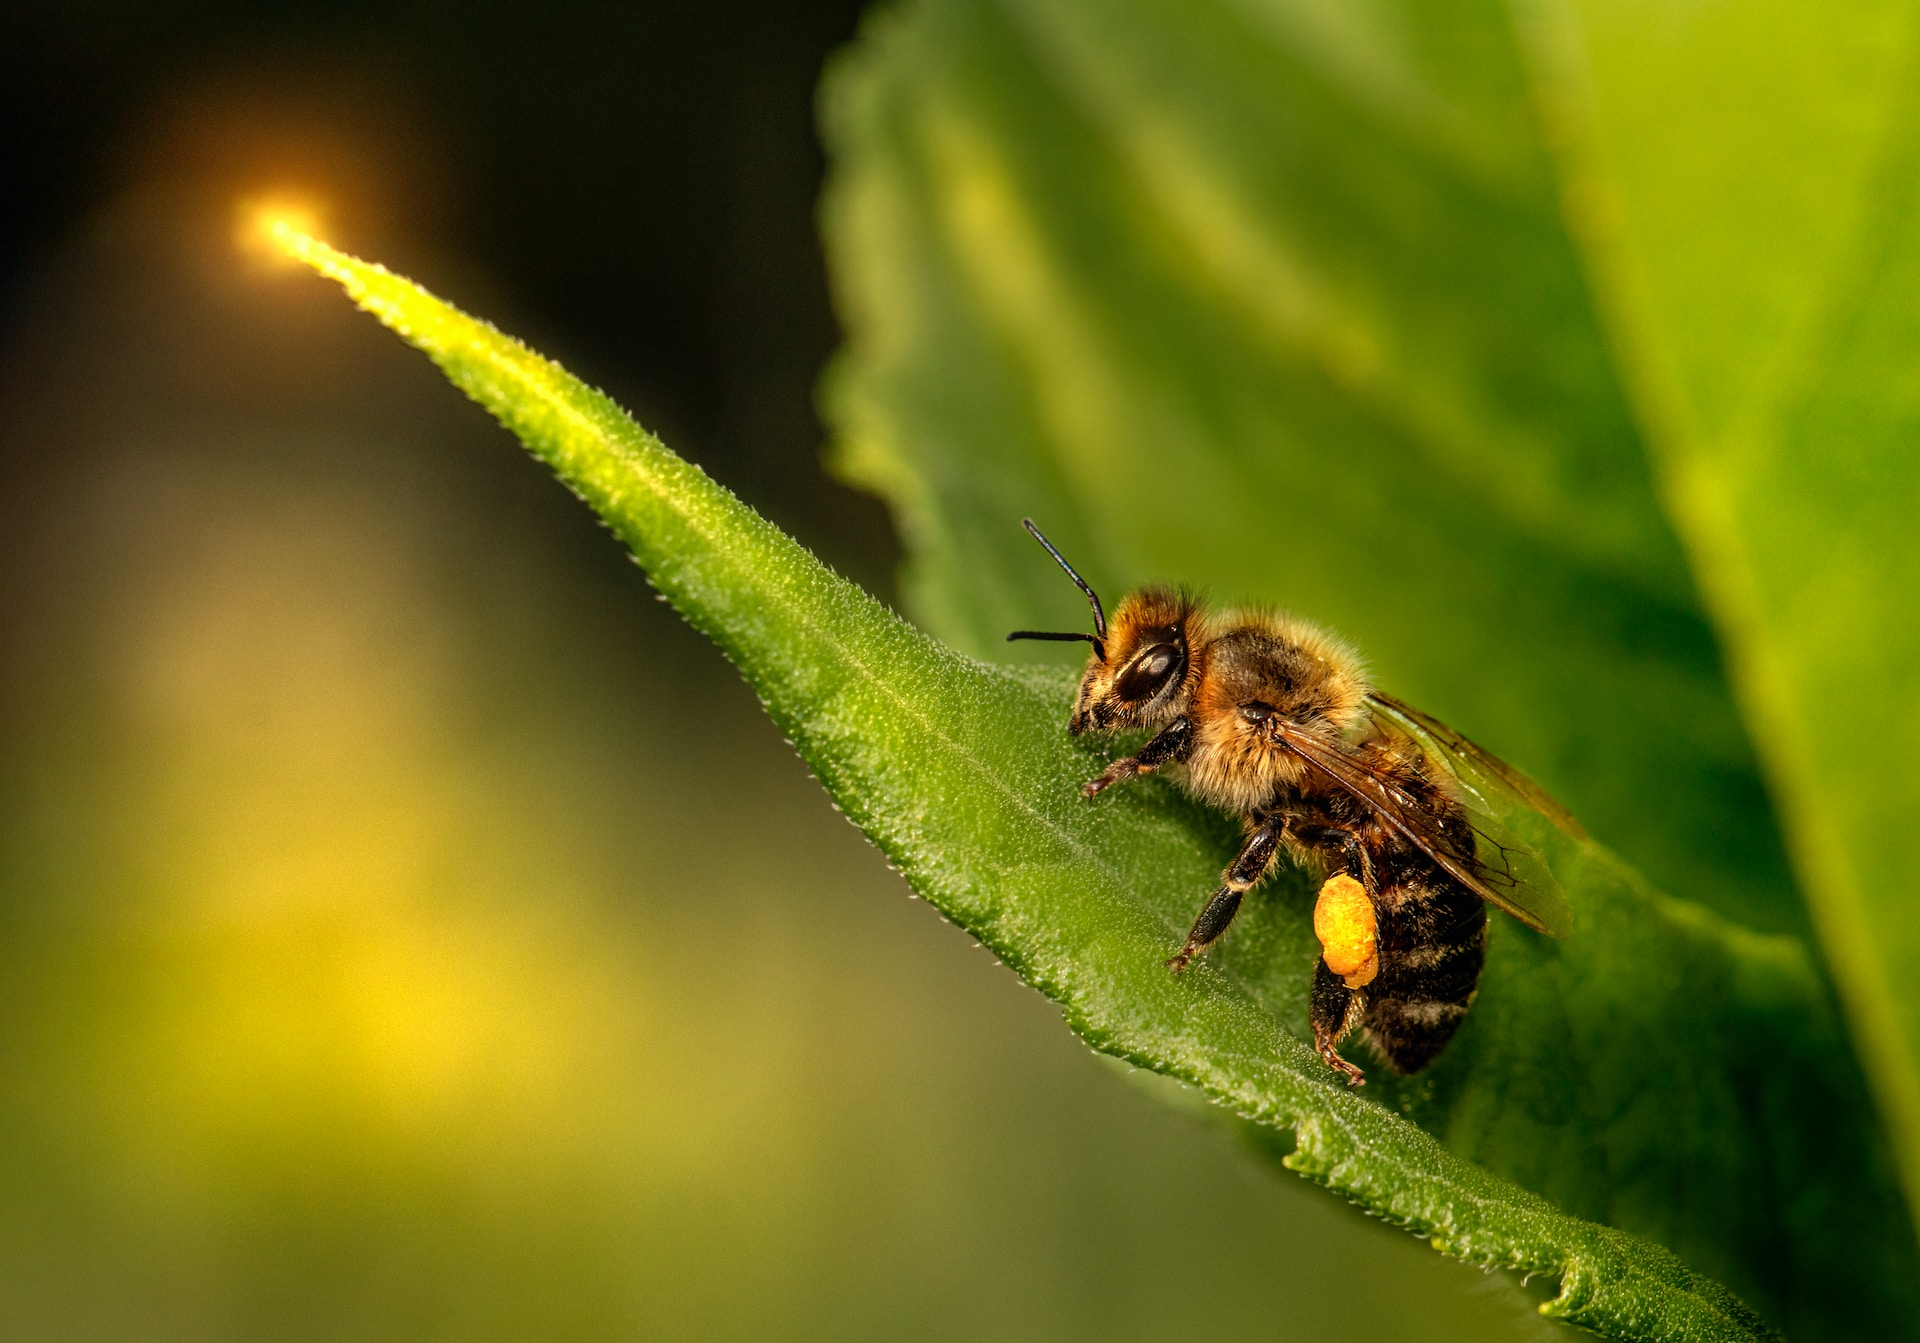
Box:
[819,0,1920,1336]
[1520,0,1920,1240]
[821,0,1794,935]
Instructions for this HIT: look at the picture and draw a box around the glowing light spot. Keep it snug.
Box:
[235,193,327,265]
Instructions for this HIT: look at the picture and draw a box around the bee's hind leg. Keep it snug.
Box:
[1167,812,1284,971]
[1287,823,1372,890]
[1083,717,1191,798]
[1310,961,1368,1087]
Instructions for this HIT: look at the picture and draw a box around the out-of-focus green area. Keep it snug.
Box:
[0,171,1555,1336]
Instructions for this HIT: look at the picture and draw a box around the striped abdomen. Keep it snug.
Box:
[1360,872,1487,1073]
[1308,860,1488,1076]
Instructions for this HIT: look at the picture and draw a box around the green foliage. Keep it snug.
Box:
[1523,0,1920,1247]
[815,0,1920,1337]
[278,221,1870,1341]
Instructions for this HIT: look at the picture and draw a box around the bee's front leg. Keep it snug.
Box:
[1167,810,1285,971]
[1082,716,1192,798]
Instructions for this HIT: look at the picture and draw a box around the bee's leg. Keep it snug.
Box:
[1310,960,1368,1086]
[1083,716,1192,798]
[1167,812,1284,971]
[1288,823,1370,887]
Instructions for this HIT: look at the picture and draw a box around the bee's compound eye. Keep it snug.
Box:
[1112,642,1183,703]
[1238,700,1274,724]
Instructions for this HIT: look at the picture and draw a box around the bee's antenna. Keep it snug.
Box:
[1019,518,1107,640]
[1006,630,1101,644]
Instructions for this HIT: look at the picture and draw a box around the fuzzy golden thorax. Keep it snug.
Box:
[1183,612,1370,814]
[1067,586,1205,736]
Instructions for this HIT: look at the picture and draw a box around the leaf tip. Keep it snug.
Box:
[259,214,355,285]
[238,201,394,315]
[234,194,324,265]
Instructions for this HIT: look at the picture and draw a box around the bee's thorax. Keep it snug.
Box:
[1181,612,1369,813]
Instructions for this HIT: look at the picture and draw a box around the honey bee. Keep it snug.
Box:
[1008,521,1582,1085]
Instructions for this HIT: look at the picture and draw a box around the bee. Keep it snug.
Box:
[1008,521,1581,1085]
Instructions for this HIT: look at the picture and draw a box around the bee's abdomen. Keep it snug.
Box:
[1361,876,1486,1074]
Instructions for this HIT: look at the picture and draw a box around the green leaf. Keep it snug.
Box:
[267,224,1785,1340]
[1516,0,1920,1238]
[815,0,1919,1337]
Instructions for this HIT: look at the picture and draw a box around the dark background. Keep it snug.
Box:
[0,4,1552,1338]
[3,0,892,586]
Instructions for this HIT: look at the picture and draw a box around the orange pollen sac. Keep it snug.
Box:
[1313,873,1379,989]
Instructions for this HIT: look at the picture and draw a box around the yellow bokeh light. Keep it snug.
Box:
[235,192,326,264]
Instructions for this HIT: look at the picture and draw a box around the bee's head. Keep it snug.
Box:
[1063,587,1201,734]
[1006,520,1200,736]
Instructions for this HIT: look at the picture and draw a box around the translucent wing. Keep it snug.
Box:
[1368,692,1587,841]
[1268,709,1575,939]
[1362,693,1580,938]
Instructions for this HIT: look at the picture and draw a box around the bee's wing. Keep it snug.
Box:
[1367,693,1588,841]
[1272,714,1575,939]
